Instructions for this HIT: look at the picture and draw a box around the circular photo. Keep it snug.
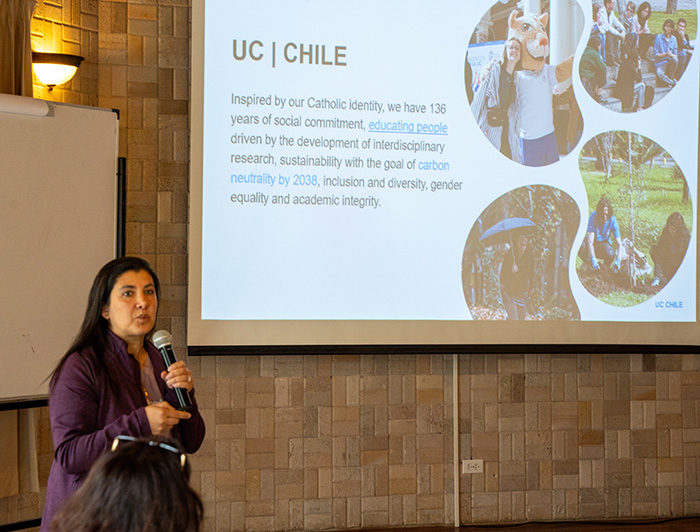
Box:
[579,0,697,112]
[465,0,585,167]
[576,131,693,305]
[462,185,581,320]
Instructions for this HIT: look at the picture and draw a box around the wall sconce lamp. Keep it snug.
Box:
[32,52,84,91]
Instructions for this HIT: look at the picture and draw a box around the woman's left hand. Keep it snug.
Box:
[161,360,194,392]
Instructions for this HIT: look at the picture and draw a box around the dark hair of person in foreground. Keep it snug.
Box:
[50,435,203,532]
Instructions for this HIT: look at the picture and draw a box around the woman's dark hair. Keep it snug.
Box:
[666,212,686,231]
[587,34,603,50]
[637,2,651,23]
[50,436,202,532]
[595,196,613,224]
[625,46,640,63]
[622,33,639,58]
[664,212,691,252]
[49,256,161,389]
[501,38,522,70]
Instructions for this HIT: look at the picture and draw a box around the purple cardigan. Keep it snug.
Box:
[40,331,205,532]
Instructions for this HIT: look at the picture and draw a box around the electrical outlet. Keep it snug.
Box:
[461,459,483,474]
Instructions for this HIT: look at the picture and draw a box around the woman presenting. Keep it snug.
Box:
[40,257,205,531]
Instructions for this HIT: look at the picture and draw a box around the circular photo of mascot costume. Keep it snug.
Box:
[465,1,585,167]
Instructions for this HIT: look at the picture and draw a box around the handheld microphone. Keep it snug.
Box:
[152,330,192,412]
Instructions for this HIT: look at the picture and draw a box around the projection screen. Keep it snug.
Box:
[189,0,700,352]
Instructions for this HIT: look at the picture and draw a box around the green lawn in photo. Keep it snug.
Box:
[647,9,697,38]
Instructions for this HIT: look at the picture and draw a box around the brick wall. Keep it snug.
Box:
[191,355,452,531]
[459,354,700,521]
[4,350,700,530]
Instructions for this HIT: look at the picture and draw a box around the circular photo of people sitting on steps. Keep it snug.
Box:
[580,0,697,112]
[465,0,585,167]
[576,131,693,306]
[461,185,581,320]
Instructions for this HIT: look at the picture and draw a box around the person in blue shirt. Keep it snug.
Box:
[654,19,679,86]
[581,196,624,272]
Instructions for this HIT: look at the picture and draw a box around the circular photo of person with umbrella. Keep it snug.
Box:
[462,185,581,320]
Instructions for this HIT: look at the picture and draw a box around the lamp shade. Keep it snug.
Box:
[32,52,84,90]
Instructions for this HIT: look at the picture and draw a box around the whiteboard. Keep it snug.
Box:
[0,96,118,402]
